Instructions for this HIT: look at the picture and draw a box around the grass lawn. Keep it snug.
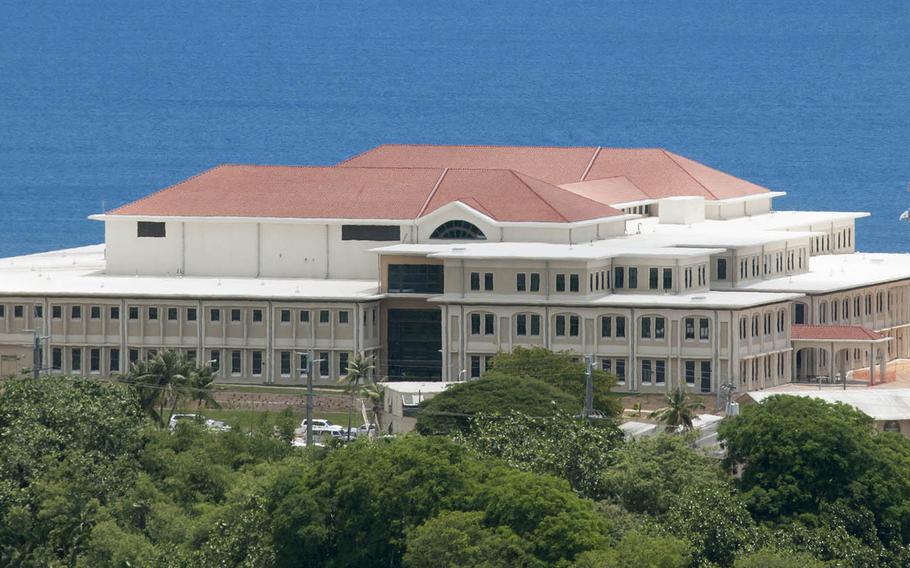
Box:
[213,384,346,395]
[169,407,355,433]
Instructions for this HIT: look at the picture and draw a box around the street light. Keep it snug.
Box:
[296,350,325,448]
[21,329,49,379]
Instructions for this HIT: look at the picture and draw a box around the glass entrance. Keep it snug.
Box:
[387,309,442,380]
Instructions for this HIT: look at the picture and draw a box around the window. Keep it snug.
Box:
[570,274,580,292]
[655,317,665,339]
[556,315,567,336]
[137,221,166,237]
[601,316,612,338]
[616,360,626,384]
[616,316,626,338]
[252,309,263,323]
[210,308,221,322]
[794,303,806,325]
[90,349,100,373]
[298,353,308,375]
[641,317,651,339]
[187,350,196,362]
[641,360,652,384]
[280,309,291,323]
[484,272,494,291]
[231,351,242,375]
[339,311,349,324]
[148,307,158,320]
[471,313,481,335]
[52,348,62,370]
[52,305,62,319]
[300,310,310,323]
[649,267,659,289]
[71,305,81,319]
[110,348,120,372]
[187,308,196,321]
[319,352,329,377]
[699,318,709,340]
[685,361,696,386]
[211,350,221,372]
[530,315,541,336]
[685,318,695,340]
[569,315,579,337]
[627,268,637,289]
[388,264,444,294]
[319,310,330,324]
[516,314,527,336]
[339,352,350,375]
[251,351,263,376]
[33,305,43,319]
[471,355,482,378]
[484,313,494,335]
[516,273,526,292]
[614,267,624,289]
[231,309,241,322]
[71,348,82,372]
[556,274,566,292]
[716,258,727,280]
[655,360,666,384]
[110,306,120,320]
[700,361,712,393]
[167,307,178,321]
[470,272,480,291]
[0,306,4,318]
[430,220,486,240]
[530,273,540,292]
[662,268,672,290]
[341,225,400,241]
[129,349,139,365]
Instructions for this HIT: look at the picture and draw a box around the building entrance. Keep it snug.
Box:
[387,309,441,381]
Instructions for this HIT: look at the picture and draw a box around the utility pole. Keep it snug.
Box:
[298,350,324,448]
[22,328,48,379]
[584,354,594,419]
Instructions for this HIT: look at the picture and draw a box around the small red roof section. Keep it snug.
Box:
[341,144,771,202]
[105,165,622,223]
[791,325,887,342]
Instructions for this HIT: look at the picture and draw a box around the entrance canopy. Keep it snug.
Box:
[791,325,891,387]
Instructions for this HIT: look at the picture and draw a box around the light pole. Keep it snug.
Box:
[296,350,325,448]
[583,354,594,419]
[22,329,49,379]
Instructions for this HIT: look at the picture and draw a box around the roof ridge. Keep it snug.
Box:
[508,170,570,222]
[580,146,601,181]
[660,149,718,199]
[416,168,448,219]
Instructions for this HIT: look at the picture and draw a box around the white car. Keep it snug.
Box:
[169,413,231,432]
[299,418,342,431]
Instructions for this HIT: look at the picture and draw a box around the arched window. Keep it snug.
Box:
[430,220,486,240]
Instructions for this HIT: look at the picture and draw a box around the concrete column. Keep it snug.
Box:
[829,342,835,383]
[880,349,887,384]
[869,345,876,386]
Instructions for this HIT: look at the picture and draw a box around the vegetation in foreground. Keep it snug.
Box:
[2,348,910,567]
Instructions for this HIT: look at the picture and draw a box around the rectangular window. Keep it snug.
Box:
[699,318,709,340]
[110,306,120,320]
[252,351,263,376]
[211,350,221,372]
[71,348,82,372]
[319,310,330,324]
[231,351,242,375]
[641,359,652,384]
[210,308,221,322]
[601,316,612,338]
[685,318,695,340]
[614,267,624,289]
[641,317,651,339]
[33,305,43,319]
[569,274,580,292]
[685,361,696,385]
[0,305,4,318]
[187,349,196,362]
[339,311,349,324]
[52,348,62,370]
[129,349,139,365]
[717,258,727,280]
[556,274,566,292]
[662,268,672,290]
[252,309,263,323]
[52,305,62,319]
[602,359,612,373]
[516,314,527,336]
[616,316,626,338]
[279,309,291,323]
[148,307,158,320]
[471,313,481,335]
[649,267,659,289]
[700,361,712,393]
[127,306,139,320]
[516,273,526,292]
[231,309,241,322]
[298,353,308,376]
[484,313,494,335]
[556,315,566,336]
[341,225,400,241]
[71,305,81,319]
[387,263,446,294]
[569,315,579,337]
[471,355,481,378]
[530,314,541,336]
[137,221,166,237]
[110,348,120,372]
[186,308,197,321]
[339,352,349,375]
[530,273,540,292]
[616,359,626,384]
[167,307,178,321]
[470,272,480,291]
[90,348,100,373]
[484,272,494,291]
[319,352,329,377]
[628,268,638,289]
[655,317,665,339]
[655,360,666,384]
[300,310,310,323]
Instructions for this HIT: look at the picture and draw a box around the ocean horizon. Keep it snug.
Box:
[1,1,908,258]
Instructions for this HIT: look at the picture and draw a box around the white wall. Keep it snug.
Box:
[105,220,183,275]
[260,224,326,278]
[184,223,258,277]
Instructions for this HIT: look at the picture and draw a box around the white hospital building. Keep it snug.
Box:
[1,144,908,399]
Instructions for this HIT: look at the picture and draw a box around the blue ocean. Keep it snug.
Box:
[0,1,908,257]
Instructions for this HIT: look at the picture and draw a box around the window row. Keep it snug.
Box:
[467,313,711,342]
[814,290,895,325]
[739,309,788,340]
[736,249,806,280]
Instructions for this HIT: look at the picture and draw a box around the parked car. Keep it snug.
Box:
[299,418,343,431]
[168,413,231,432]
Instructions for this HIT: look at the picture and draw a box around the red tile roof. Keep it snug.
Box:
[340,144,771,202]
[106,165,622,223]
[791,325,887,342]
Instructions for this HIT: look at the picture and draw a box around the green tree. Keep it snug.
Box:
[488,347,621,416]
[123,350,217,427]
[415,372,577,435]
[338,354,375,441]
[404,511,543,568]
[649,386,705,432]
[733,549,825,568]
[464,410,623,499]
[572,531,691,568]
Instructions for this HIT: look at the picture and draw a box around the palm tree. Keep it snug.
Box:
[649,386,705,433]
[357,376,386,438]
[338,354,375,441]
[122,350,217,427]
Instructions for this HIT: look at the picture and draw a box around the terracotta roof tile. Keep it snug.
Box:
[791,325,887,341]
